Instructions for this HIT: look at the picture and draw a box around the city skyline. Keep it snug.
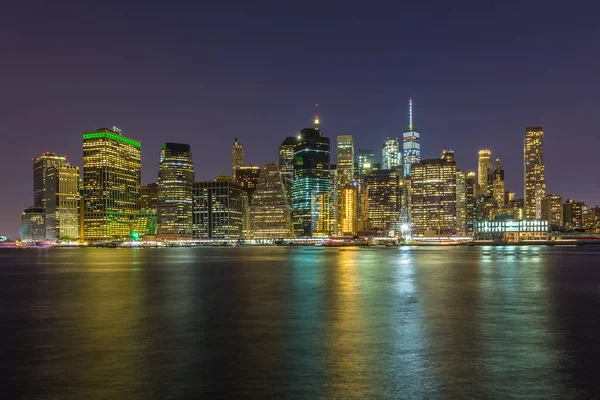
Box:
[2,1,600,236]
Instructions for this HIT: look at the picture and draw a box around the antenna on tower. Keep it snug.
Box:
[314,103,320,128]
[409,98,413,131]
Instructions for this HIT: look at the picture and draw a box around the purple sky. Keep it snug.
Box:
[1,0,599,237]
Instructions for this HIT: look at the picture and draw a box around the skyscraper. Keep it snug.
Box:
[402,98,421,177]
[382,138,402,170]
[524,126,546,219]
[250,163,291,238]
[410,152,457,236]
[477,149,491,192]
[140,183,159,211]
[465,171,476,234]
[364,169,401,235]
[541,194,563,230]
[231,137,244,177]
[157,143,195,239]
[33,152,68,209]
[292,112,331,237]
[20,206,45,241]
[356,149,376,180]
[488,158,505,207]
[340,184,358,236]
[82,127,141,240]
[456,171,467,235]
[45,164,80,240]
[563,199,583,230]
[329,165,340,236]
[234,165,262,204]
[279,136,297,208]
[193,180,245,239]
[336,135,354,184]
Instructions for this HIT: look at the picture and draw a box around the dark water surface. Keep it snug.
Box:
[1,246,599,399]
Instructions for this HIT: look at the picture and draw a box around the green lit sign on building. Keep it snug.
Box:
[83,132,141,148]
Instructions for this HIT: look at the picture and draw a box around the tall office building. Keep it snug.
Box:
[477,149,491,192]
[193,180,245,239]
[292,113,331,237]
[364,169,401,235]
[524,126,546,219]
[402,98,421,177]
[231,137,244,177]
[140,183,159,211]
[45,165,80,240]
[337,135,354,184]
[541,194,563,230]
[456,171,467,235]
[329,165,340,236]
[82,127,141,240]
[488,159,505,207]
[340,184,358,236]
[33,152,68,209]
[250,163,291,238]
[234,165,262,203]
[411,152,457,236]
[279,137,297,208]
[156,143,195,239]
[563,199,583,230]
[465,171,476,234]
[382,138,402,171]
[356,149,376,180]
[20,206,46,241]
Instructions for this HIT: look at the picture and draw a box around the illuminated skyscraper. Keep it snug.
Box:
[563,199,583,230]
[456,171,467,235]
[234,165,262,204]
[337,135,354,184]
[524,126,546,219]
[157,143,195,239]
[488,158,505,207]
[279,136,297,208]
[478,149,491,192]
[364,169,401,235]
[465,171,476,233]
[250,163,291,238]
[541,194,563,230]
[292,111,331,237]
[356,149,376,180]
[231,137,244,177]
[340,184,358,236]
[402,98,420,177]
[329,165,340,236]
[382,138,402,171]
[411,152,457,236]
[140,183,158,211]
[33,152,68,209]
[82,127,141,240]
[45,165,80,240]
[21,206,45,241]
[193,180,245,239]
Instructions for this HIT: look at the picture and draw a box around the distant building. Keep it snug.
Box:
[411,152,457,236]
[45,165,80,240]
[465,171,476,234]
[279,137,297,209]
[364,169,401,235]
[477,149,491,194]
[356,149,376,180]
[402,98,420,177]
[82,127,141,240]
[250,163,291,238]
[140,183,159,212]
[21,206,45,241]
[234,165,261,204]
[292,114,330,237]
[488,158,505,207]
[329,165,340,236]
[541,194,563,230]
[474,217,548,243]
[337,135,354,184]
[157,143,195,239]
[33,152,68,209]
[193,180,245,239]
[456,171,467,235]
[563,199,583,230]
[231,138,244,178]
[340,184,358,236]
[381,138,401,171]
[524,126,546,219]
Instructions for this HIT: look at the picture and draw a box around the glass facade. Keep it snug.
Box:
[382,138,402,171]
[193,181,245,239]
[20,206,46,241]
[336,135,354,184]
[474,219,548,242]
[524,126,546,219]
[279,137,296,209]
[402,99,420,177]
[82,127,141,240]
[356,149,376,180]
[157,143,194,239]
[250,163,291,238]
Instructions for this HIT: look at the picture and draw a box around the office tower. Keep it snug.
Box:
[292,113,331,237]
[249,163,291,238]
[563,199,583,230]
[231,137,244,177]
[402,98,421,177]
[82,127,141,240]
[465,171,476,234]
[340,184,358,236]
[363,169,401,235]
[279,137,296,208]
[234,165,261,203]
[20,206,46,241]
[524,126,546,219]
[140,183,159,211]
[382,138,402,171]
[193,180,245,239]
[156,143,195,239]
[456,171,467,235]
[541,194,563,230]
[582,205,599,231]
[33,152,68,209]
[477,149,491,193]
[356,149,376,180]
[329,166,340,236]
[337,135,354,184]
[411,152,457,236]
[488,159,505,207]
[45,165,80,240]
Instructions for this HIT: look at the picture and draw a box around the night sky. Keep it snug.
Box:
[1,0,599,237]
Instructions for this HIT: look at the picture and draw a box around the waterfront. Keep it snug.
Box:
[1,246,599,399]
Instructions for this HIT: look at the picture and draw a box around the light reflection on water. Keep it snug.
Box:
[1,246,599,399]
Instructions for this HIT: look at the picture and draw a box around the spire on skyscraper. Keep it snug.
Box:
[314,103,320,129]
[408,98,414,131]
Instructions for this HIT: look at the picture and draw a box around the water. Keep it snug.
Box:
[1,246,599,399]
